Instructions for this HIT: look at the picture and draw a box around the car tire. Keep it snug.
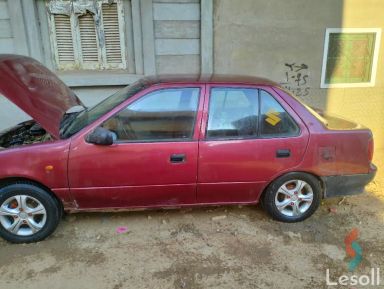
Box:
[262,172,321,222]
[0,182,61,243]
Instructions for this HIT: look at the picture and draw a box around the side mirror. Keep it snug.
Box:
[86,127,114,146]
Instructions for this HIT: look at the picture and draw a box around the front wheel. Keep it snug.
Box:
[0,183,61,243]
[262,173,321,222]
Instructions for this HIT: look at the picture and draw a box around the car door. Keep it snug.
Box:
[197,85,309,204]
[68,85,205,209]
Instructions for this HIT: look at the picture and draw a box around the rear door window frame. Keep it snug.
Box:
[204,85,301,141]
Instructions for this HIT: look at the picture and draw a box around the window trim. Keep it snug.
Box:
[204,87,301,141]
[320,28,382,88]
[258,89,300,139]
[104,87,202,144]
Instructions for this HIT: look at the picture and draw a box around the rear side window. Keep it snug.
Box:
[260,90,299,137]
[207,88,259,138]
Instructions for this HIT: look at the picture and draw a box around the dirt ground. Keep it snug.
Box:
[0,149,383,289]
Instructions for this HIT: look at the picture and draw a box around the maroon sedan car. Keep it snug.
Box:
[0,55,376,243]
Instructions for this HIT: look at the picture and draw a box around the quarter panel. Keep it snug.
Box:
[273,87,373,176]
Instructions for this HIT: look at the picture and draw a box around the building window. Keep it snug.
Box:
[47,0,128,71]
[321,28,382,88]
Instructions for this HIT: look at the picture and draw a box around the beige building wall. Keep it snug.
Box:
[213,0,384,148]
[326,1,384,149]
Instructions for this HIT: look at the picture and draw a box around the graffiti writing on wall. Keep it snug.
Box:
[280,63,310,97]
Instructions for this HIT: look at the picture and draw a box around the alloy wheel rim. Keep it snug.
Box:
[0,195,47,236]
[274,179,314,217]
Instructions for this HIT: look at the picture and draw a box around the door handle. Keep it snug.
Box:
[276,149,291,158]
[170,154,186,163]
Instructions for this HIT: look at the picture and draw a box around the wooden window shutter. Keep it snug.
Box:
[101,2,126,69]
[53,14,75,66]
[78,12,100,68]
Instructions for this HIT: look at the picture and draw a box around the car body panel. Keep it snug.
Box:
[68,141,199,208]
[67,84,206,208]
[196,85,310,203]
[0,55,84,138]
[272,88,373,176]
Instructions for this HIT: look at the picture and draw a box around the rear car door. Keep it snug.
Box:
[197,85,309,203]
[68,85,204,209]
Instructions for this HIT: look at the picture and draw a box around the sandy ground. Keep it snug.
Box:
[0,149,383,289]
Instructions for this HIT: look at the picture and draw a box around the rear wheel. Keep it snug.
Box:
[0,183,61,243]
[262,173,321,222]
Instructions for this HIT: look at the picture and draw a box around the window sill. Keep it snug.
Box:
[320,81,376,88]
[57,71,144,87]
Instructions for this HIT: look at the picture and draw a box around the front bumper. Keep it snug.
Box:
[322,164,377,198]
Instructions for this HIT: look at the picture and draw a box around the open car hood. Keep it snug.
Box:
[0,55,84,138]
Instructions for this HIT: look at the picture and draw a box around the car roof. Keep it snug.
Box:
[140,74,281,88]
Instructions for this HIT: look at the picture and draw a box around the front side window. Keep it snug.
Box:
[260,90,299,137]
[102,88,200,141]
[61,80,148,138]
[207,88,259,139]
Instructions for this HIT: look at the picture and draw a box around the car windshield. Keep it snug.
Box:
[60,80,149,139]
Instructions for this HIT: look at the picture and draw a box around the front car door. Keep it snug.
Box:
[68,84,205,209]
[197,85,309,204]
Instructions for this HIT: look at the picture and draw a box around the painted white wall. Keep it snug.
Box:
[72,86,122,107]
[0,0,15,53]
[0,86,121,130]
[0,97,30,130]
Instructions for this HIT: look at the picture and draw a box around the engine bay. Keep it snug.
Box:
[0,120,52,149]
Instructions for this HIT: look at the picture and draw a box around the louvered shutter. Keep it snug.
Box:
[78,12,100,69]
[53,14,76,69]
[101,2,126,69]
